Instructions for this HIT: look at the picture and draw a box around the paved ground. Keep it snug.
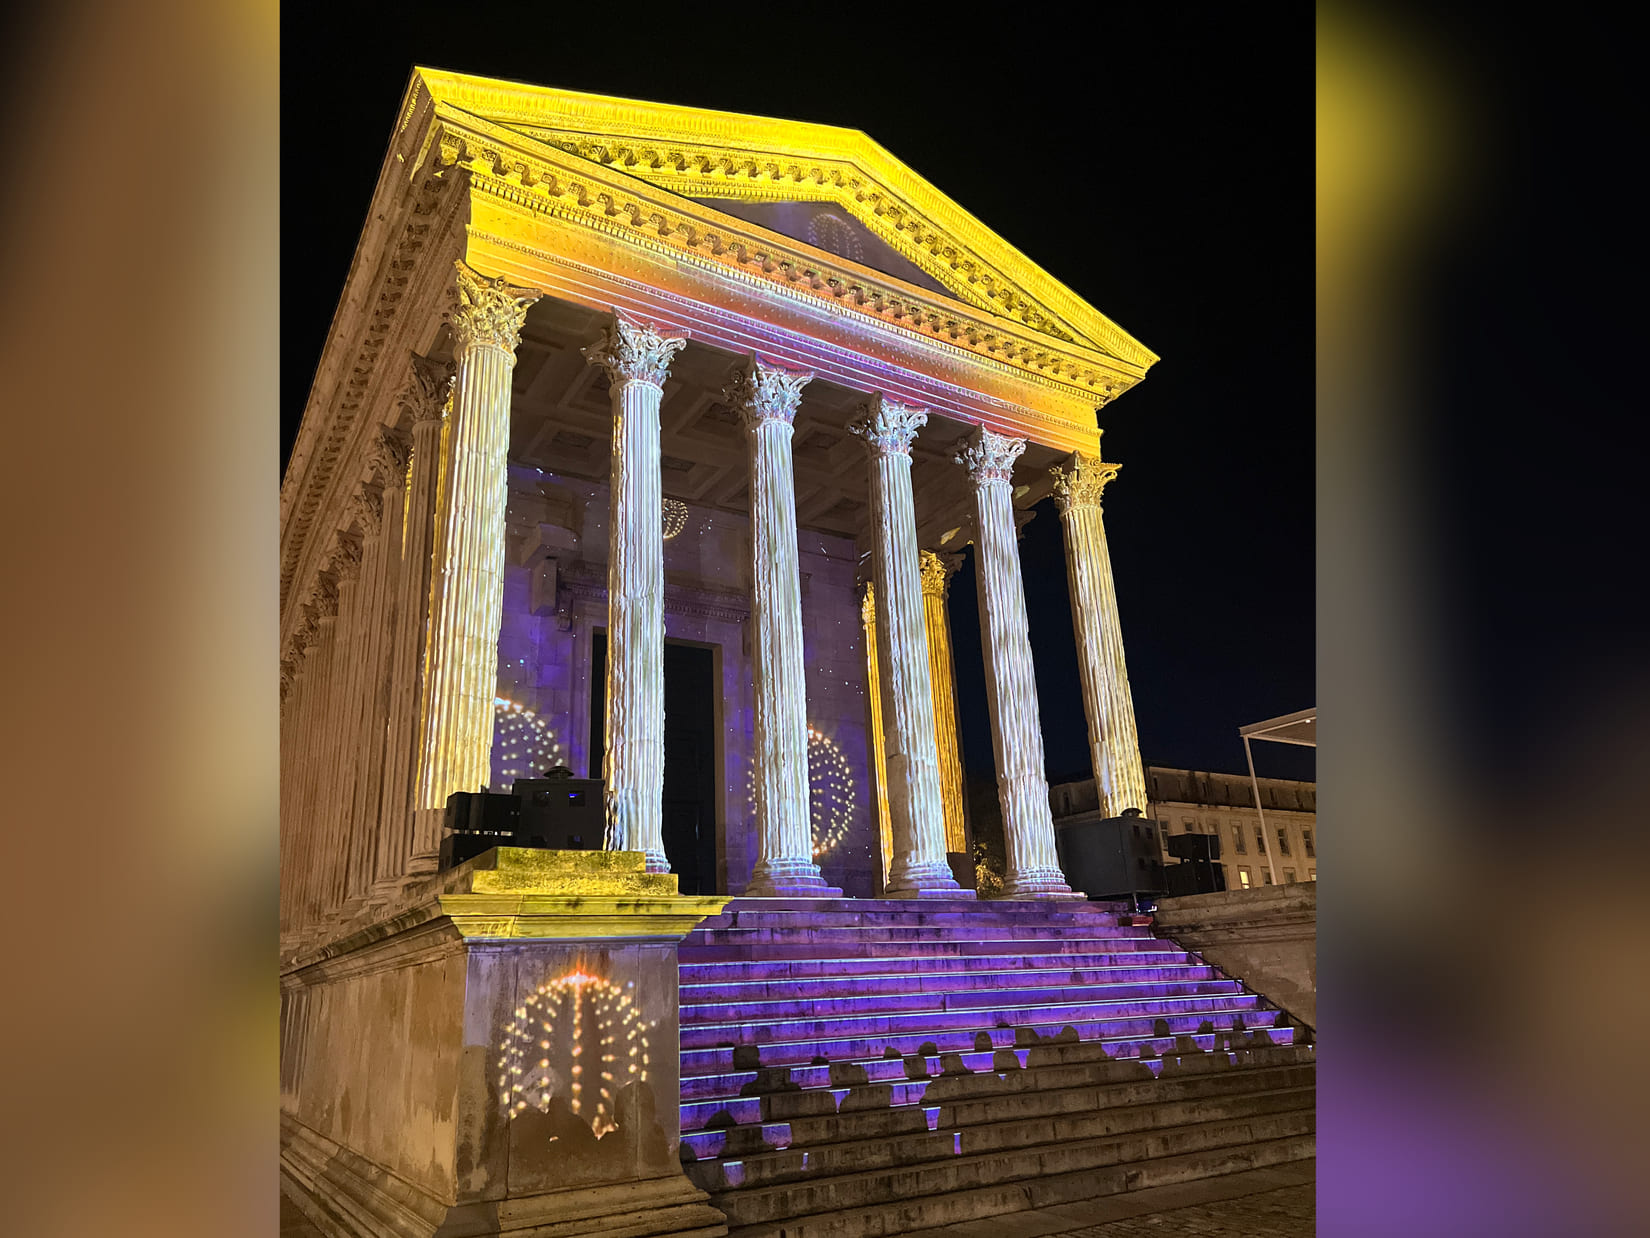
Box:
[905,1161,1316,1238]
[281,1161,1315,1237]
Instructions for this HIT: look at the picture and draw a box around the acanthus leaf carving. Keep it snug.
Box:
[725,356,813,429]
[955,426,1025,487]
[847,393,927,457]
[450,262,541,355]
[581,310,687,388]
[1048,450,1120,514]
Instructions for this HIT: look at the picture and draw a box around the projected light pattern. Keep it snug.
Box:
[493,697,561,788]
[497,971,650,1136]
[662,497,689,539]
[745,725,857,859]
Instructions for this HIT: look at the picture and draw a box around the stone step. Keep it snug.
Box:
[681,1060,1317,1160]
[720,1131,1316,1238]
[688,1084,1313,1193]
[711,1104,1316,1227]
[679,937,1174,963]
[681,992,1266,1049]
[680,962,1223,1004]
[679,1026,1298,1109]
[688,923,1157,946]
[680,1003,1278,1066]
[709,904,1135,924]
[682,979,1245,1023]
[679,948,1203,981]
[696,904,1135,924]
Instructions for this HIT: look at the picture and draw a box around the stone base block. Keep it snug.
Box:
[282,1114,727,1237]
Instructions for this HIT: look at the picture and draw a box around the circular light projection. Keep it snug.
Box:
[744,725,858,859]
[662,498,689,540]
[493,697,561,788]
[497,971,650,1136]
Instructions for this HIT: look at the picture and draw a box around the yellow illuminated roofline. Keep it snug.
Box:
[411,67,1159,370]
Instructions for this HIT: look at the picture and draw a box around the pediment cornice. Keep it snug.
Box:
[412,68,1158,373]
[418,102,1146,405]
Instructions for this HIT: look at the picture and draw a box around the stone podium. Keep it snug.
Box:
[279,849,730,1237]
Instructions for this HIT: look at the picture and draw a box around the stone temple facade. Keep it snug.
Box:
[275,71,1250,1238]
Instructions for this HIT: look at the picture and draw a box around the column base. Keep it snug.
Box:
[745,858,841,898]
[744,876,845,899]
[886,860,975,899]
[1001,868,1085,899]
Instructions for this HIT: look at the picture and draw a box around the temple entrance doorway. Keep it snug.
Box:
[589,632,721,894]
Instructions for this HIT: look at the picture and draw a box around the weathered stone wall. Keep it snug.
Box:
[280,851,727,1237]
[1151,883,1317,1029]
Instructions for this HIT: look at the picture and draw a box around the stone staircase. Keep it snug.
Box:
[676,898,1314,1238]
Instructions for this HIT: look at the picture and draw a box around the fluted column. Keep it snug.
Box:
[341,484,390,905]
[958,428,1076,897]
[860,583,895,887]
[919,551,970,856]
[848,395,966,897]
[386,354,453,877]
[322,539,367,914]
[727,359,841,897]
[414,265,541,844]
[292,601,330,928]
[349,431,411,901]
[582,313,686,872]
[1050,449,1148,816]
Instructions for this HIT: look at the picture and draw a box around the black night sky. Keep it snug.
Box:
[281,7,1311,785]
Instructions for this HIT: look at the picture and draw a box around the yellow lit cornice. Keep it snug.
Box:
[419,102,1143,408]
[410,67,1159,373]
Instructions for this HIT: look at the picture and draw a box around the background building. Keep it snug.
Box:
[1049,765,1317,891]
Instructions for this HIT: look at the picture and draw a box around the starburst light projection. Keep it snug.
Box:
[744,725,857,859]
[497,970,652,1136]
[492,697,562,788]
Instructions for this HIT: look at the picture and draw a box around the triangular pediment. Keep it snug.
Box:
[411,68,1158,371]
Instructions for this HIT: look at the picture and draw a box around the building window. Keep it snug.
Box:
[1263,869,1274,885]
[1239,867,1251,888]
[1284,868,1296,883]
[1182,817,1194,833]
[1308,869,1316,881]
[1232,824,1246,854]
[1303,828,1315,858]
[1277,827,1291,856]
[1254,825,1266,853]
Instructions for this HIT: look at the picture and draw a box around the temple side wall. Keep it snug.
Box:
[1151,883,1317,1029]
[493,467,875,896]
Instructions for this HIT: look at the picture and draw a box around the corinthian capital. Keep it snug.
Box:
[956,426,1025,487]
[725,356,813,429]
[581,311,687,389]
[368,426,412,485]
[848,393,927,457]
[919,549,960,598]
[307,577,339,621]
[347,485,384,538]
[401,351,455,424]
[450,262,541,355]
[1049,451,1120,513]
[326,535,363,583]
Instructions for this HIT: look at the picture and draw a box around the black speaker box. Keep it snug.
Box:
[1164,859,1227,896]
[1053,812,1166,902]
[512,778,604,850]
[1167,832,1221,862]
